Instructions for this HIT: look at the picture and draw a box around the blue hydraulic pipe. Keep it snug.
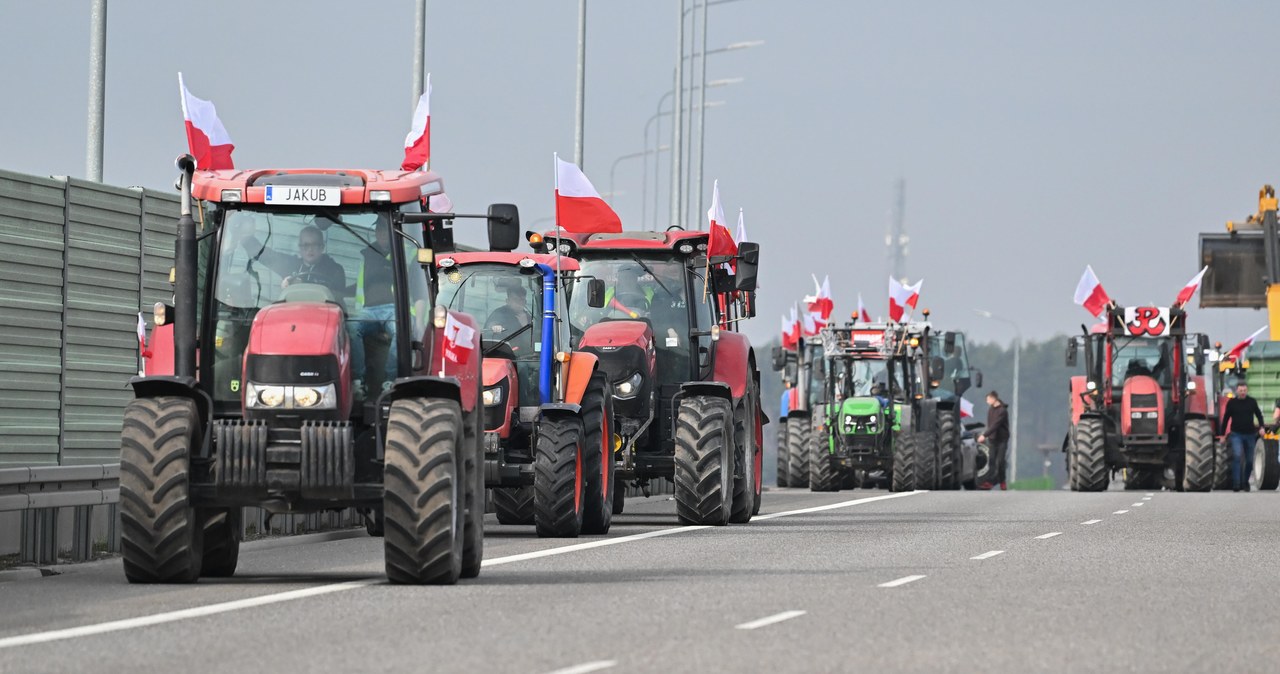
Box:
[536,263,557,404]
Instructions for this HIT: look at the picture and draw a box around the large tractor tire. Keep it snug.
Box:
[581,373,615,535]
[775,419,790,488]
[730,385,761,523]
[1071,418,1110,492]
[1253,437,1280,491]
[461,407,484,579]
[891,431,916,492]
[119,397,203,584]
[674,395,734,526]
[384,398,465,585]
[809,415,840,492]
[973,441,995,489]
[786,413,810,488]
[494,487,535,524]
[1213,439,1233,490]
[533,415,587,538]
[937,411,961,490]
[199,508,241,578]
[914,429,940,490]
[1181,419,1214,492]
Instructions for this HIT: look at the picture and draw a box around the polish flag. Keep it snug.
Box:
[402,74,432,171]
[706,180,738,258]
[1175,266,1208,307]
[960,397,975,419]
[136,312,150,358]
[889,276,923,323]
[442,313,477,365]
[1073,265,1111,317]
[782,307,800,350]
[807,275,834,321]
[735,208,748,244]
[1225,325,1269,363]
[427,192,453,213]
[555,156,622,233]
[178,73,235,170]
[857,293,872,323]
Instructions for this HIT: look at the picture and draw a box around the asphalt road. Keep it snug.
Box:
[1,488,1278,673]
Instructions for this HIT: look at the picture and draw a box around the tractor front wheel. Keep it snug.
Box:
[1071,418,1110,492]
[674,395,735,526]
[1253,437,1280,491]
[776,419,790,488]
[1182,419,1214,492]
[533,415,587,538]
[891,431,917,492]
[581,373,615,535]
[786,413,810,488]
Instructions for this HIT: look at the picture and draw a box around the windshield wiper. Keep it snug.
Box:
[631,253,672,298]
[484,322,534,356]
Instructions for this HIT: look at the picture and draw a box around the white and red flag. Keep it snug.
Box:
[735,208,748,245]
[782,307,800,350]
[808,275,833,322]
[178,73,234,170]
[401,73,432,171]
[801,308,819,337]
[427,192,453,213]
[1175,266,1208,307]
[555,155,623,233]
[1225,325,1269,363]
[706,180,738,258]
[960,397,975,419]
[442,313,477,365]
[888,276,923,322]
[857,293,872,323]
[136,312,150,358]
[1073,265,1111,317]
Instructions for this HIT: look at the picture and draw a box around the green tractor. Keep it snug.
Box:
[810,318,981,492]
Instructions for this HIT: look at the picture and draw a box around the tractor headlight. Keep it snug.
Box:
[614,372,644,400]
[245,383,336,410]
[1130,411,1142,419]
[293,385,338,409]
[482,386,504,407]
[252,384,286,408]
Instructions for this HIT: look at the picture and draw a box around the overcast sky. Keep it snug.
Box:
[3,1,1277,347]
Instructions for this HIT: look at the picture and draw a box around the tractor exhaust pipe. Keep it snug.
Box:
[174,154,198,379]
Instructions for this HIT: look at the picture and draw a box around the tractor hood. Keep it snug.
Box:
[842,397,885,415]
[578,320,653,352]
[248,303,344,356]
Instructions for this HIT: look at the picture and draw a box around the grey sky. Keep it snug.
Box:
[2,1,1276,346]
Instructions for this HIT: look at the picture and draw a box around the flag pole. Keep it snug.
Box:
[424,73,431,172]
[553,153,564,372]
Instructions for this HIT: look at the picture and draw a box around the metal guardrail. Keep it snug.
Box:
[0,464,120,513]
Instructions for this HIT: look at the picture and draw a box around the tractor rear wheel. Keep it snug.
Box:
[937,411,961,490]
[674,395,734,526]
[120,397,203,584]
[915,429,939,490]
[730,386,760,523]
[775,420,790,488]
[199,508,241,578]
[494,487,535,524]
[1213,438,1232,490]
[1181,419,1214,492]
[809,415,839,492]
[533,415,587,538]
[891,431,916,492]
[461,407,484,579]
[582,373,615,535]
[1252,437,1280,491]
[786,413,810,488]
[1071,418,1109,492]
[383,398,465,585]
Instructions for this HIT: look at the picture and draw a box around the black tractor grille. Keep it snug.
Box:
[1130,393,1159,409]
[1130,418,1160,436]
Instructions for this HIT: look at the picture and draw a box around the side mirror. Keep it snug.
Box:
[973,369,983,388]
[735,242,760,292]
[771,346,786,371]
[487,203,520,252]
[586,278,606,308]
[944,331,956,356]
[1066,337,1079,368]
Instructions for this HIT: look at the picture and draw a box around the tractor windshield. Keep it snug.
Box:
[1110,338,1172,389]
[436,262,545,406]
[208,205,430,403]
[842,357,898,398]
[928,332,971,398]
[570,254,710,383]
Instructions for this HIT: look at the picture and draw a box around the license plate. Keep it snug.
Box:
[264,185,340,206]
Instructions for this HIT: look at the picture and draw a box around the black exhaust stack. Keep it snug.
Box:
[174,154,198,379]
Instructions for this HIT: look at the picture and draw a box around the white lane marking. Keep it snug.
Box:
[879,574,927,588]
[544,661,618,674]
[1145,493,1154,496]
[735,610,807,630]
[752,490,926,520]
[1035,532,1063,540]
[970,550,1005,560]
[0,491,927,650]
[1081,519,1102,525]
[1113,510,1129,514]
[1132,502,1145,507]
[1142,497,1152,501]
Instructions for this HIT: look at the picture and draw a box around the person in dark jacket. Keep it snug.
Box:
[239,224,347,296]
[978,391,1011,490]
[1219,382,1265,491]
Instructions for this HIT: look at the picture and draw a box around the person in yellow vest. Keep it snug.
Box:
[349,224,427,396]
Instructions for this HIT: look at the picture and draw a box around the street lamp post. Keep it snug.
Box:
[574,0,588,168]
[610,145,669,210]
[975,309,1022,484]
[689,41,762,225]
[85,0,107,182]
[645,80,738,229]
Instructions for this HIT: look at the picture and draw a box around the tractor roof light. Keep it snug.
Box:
[438,257,456,268]
[527,232,544,246]
[369,190,392,202]
[518,257,536,268]
[220,189,242,202]
[678,243,694,254]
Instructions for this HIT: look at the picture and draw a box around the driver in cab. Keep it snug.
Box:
[235,222,347,295]
[485,284,533,350]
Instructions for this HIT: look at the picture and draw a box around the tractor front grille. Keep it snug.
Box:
[1130,393,1159,409]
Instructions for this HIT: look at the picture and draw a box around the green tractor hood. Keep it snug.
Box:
[837,396,901,435]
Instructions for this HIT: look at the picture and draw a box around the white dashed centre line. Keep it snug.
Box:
[1113,510,1129,514]
[1142,497,1152,501]
[1036,532,1063,540]
[879,575,927,588]
[1145,492,1154,496]
[1132,502,1145,507]
[970,550,1005,560]
[1082,519,1102,525]
[545,661,618,674]
[735,610,807,630]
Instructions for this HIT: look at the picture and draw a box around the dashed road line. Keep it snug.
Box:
[1036,532,1063,540]
[1113,510,1129,515]
[545,661,618,674]
[1142,497,1152,501]
[735,610,807,630]
[970,550,1005,560]
[1145,492,1154,496]
[879,575,927,588]
[1081,519,1102,525]
[1132,502,1145,507]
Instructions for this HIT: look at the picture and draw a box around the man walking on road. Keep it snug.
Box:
[1220,382,1265,492]
[978,391,1010,490]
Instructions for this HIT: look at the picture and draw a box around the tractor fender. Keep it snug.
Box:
[386,375,465,410]
[1068,375,1089,425]
[128,375,213,454]
[1185,375,1208,418]
[710,332,753,401]
[427,310,482,412]
[562,352,600,406]
[915,398,939,433]
[681,380,732,404]
[538,402,582,420]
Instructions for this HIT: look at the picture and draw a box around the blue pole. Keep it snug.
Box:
[536,263,557,404]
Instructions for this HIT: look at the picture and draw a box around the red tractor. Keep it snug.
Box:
[433,248,615,537]
[1065,304,1213,491]
[124,157,515,584]
[542,230,764,525]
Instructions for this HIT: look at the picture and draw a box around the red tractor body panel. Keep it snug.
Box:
[1120,375,1164,439]
[247,303,345,357]
[1069,375,1089,425]
[482,358,518,437]
[428,310,481,414]
[191,168,446,205]
[439,251,580,271]
[711,331,754,401]
[579,320,654,354]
